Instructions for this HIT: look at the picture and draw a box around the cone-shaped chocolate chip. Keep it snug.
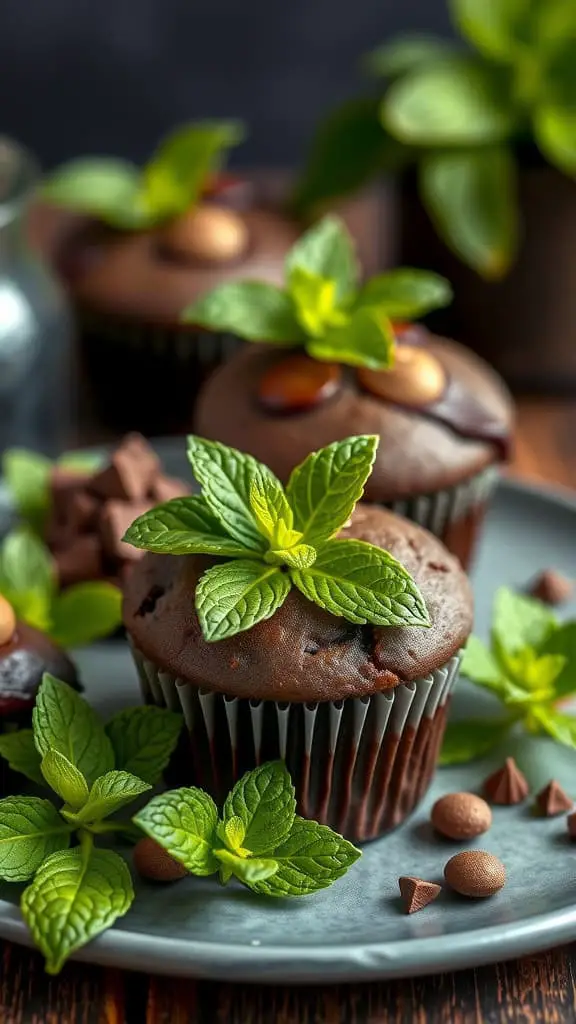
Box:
[483,757,529,805]
[536,780,573,817]
[398,876,441,915]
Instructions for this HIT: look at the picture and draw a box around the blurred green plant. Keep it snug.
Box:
[292,0,576,279]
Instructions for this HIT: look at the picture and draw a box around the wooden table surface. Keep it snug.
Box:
[2,397,576,1024]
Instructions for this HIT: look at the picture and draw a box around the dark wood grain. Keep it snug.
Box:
[2,399,576,1024]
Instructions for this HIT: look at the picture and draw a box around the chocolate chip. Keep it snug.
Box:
[529,569,573,606]
[483,757,529,805]
[444,851,506,898]
[398,876,441,914]
[536,780,573,816]
[137,586,165,617]
[431,792,492,840]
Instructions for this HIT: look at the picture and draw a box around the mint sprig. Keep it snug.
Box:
[41,121,244,231]
[0,526,122,646]
[123,434,430,642]
[135,761,361,898]
[183,214,451,371]
[441,586,576,765]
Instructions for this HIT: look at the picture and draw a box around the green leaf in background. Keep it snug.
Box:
[0,797,72,882]
[291,538,430,627]
[530,706,576,748]
[21,844,134,974]
[183,280,304,343]
[40,752,89,810]
[286,435,378,547]
[450,0,531,62]
[213,848,279,885]
[356,268,453,319]
[534,105,576,177]
[134,788,220,876]
[41,158,147,230]
[33,674,115,787]
[71,771,151,825]
[0,730,44,787]
[223,761,296,856]
[308,306,395,371]
[420,145,518,278]
[491,586,557,657]
[383,61,514,146]
[460,635,504,687]
[50,582,122,648]
[2,449,51,533]
[105,706,183,785]
[123,495,253,558]
[56,452,104,474]
[0,585,51,634]
[439,718,512,765]
[288,268,345,337]
[195,560,291,642]
[540,622,576,698]
[285,215,358,302]
[363,34,460,77]
[0,527,54,600]
[251,816,361,897]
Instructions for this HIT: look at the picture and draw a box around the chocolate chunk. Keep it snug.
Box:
[398,876,441,914]
[529,569,573,605]
[90,433,160,502]
[483,757,529,805]
[444,851,505,898]
[54,535,103,588]
[100,501,151,562]
[431,792,492,840]
[149,475,190,503]
[536,780,573,816]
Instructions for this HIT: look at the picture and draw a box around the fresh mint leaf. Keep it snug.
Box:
[356,268,453,319]
[70,771,151,825]
[41,752,89,810]
[460,636,504,686]
[0,730,44,787]
[285,215,358,302]
[214,848,278,884]
[288,267,344,337]
[291,538,430,627]
[50,582,122,648]
[492,587,557,658]
[505,650,566,700]
[535,103,576,178]
[248,478,295,545]
[0,796,72,882]
[196,560,291,642]
[41,158,147,230]
[0,527,54,599]
[223,761,296,856]
[105,706,183,785]
[134,788,219,876]
[21,843,134,974]
[251,816,361,897]
[451,0,529,62]
[266,542,317,570]
[286,435,378,547]
[439,718,511,765]
[183,281,304,343]
[308,306,395,370]
[33,674,114,787]
[531,707,576,749]
[541,622,576,698]
[2,449,51,533]
[364,34,459,77]
[123,495,255,557]
[222,815,247,852]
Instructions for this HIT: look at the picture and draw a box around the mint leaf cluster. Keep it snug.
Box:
[0,674,182,973]
[183,215,451,370]
[41,121,244,230]
[441,586,576,764]
[0,526,121,647]
[3,447,103,535]
[124,434,430,642]
[135,761,361,897]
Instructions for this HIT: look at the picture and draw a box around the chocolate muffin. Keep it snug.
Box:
[124,504,472,842]
[195,326,513,569]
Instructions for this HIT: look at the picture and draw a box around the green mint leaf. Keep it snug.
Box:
[223,761,296,856]
[541,622,576,698]
[356,268,453,319]
[508,651,566,699]
[382,60,513,146]
[251,816,361,897]
[285,215,358,303]
[2,448,52,533]
[41,752,89,810]
[420,145,518,279]
[0,527,54,599]
[143,121,244,218]
[33,674,114,787]
[451,0,529,62]
[248,478,294,545]
[196,560,291,642]
[41,158,147,230]
[492,587,557,659]
[364,34,459,77]
[134,788,219,876]
[0,582,51,634]
[183,281,304,343]
[439,718,512,765]
[0,730,44,787]
[50,582,122,648]
[0,796,72,882]
[288,267,345,337]
[266,543,317,570]
[460,636,504,687]
[308,306,395,371]
[105,706,183,785]
[222,815,247,852]
[21,844,134,974]
[187,436,283,551]
[291,538,430,627]
[123,495,255,558]
[214,848,278,885]
[286,435,378,547]
[70,771,151,825]
[535,103,576,178]
[531,707,576,749]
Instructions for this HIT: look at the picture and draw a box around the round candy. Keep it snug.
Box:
[431,792,492,840]
[258,354,341,414]
[0,595,16,647]
[133,837,188,882]
[444,850,505,898]
[160,204,248,263]
[358,344,446,407]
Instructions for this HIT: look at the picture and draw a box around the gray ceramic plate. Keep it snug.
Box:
[1,450,576,982]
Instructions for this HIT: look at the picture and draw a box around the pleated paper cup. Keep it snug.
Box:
[129,640,462,843]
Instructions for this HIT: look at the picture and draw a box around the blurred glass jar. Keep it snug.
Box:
[0,137,73,455]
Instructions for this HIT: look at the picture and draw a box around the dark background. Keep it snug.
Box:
[0,0,451,171]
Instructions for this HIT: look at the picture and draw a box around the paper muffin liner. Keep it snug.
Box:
[129,641,462,842]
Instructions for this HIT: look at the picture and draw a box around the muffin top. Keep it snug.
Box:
[195,330,513,500]
[123,503,472,703]
[0,621,80,716]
